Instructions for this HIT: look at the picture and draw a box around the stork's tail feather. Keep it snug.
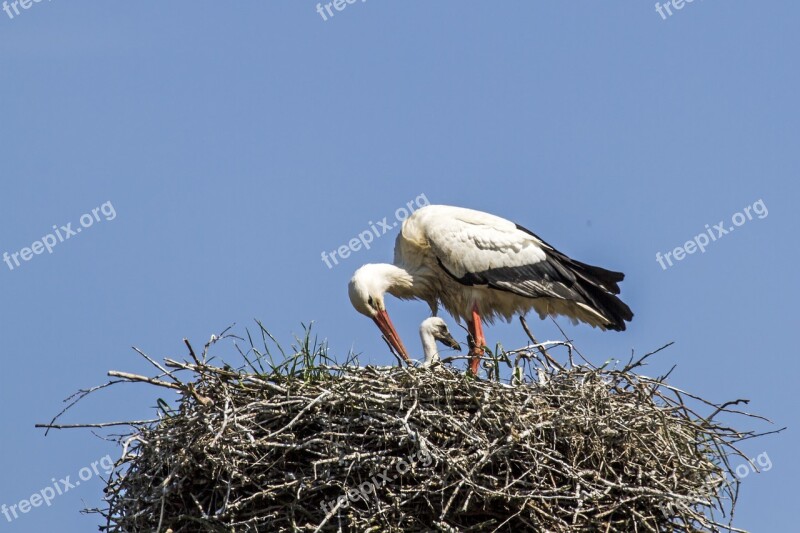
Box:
[572,266,633,331]
[570,260,625,295]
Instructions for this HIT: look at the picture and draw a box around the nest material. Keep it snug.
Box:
[43,330,765,533]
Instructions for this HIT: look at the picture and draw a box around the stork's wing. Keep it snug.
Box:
[411,206,632,330]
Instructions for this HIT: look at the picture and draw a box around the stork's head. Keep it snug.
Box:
[419,317,461,367]
[348,264,414,362]
[419,317,462,352]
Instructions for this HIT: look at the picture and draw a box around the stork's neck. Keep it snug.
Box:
[382,263,423,298]
[370,262,437,314]
[419,329,440,365]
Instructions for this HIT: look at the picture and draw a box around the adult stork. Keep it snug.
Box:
[348,205,633,374]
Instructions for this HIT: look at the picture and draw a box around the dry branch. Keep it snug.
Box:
[39,328,775,533]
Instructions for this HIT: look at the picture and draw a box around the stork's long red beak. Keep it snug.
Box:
[372,310,411,364]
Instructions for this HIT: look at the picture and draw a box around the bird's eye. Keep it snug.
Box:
[367,296,374,307]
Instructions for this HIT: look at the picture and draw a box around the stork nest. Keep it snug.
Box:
[42,325,771,532]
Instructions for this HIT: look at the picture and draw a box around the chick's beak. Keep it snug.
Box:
[372,309,411,364]
[436,330,462,351]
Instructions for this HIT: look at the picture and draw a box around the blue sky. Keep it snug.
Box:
[1,2,797,531]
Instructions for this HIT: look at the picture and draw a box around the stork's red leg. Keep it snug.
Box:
[467,305,486,375]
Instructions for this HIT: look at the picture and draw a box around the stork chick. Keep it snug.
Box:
[419,317,461,367]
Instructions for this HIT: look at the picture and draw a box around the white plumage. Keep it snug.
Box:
[349,205,633,373]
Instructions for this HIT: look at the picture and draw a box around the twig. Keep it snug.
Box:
[107,371,183,390]
[519,316,565,371]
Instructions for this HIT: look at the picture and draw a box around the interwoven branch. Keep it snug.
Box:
[39,328,773,533]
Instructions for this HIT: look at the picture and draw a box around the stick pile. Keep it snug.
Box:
[43,329,767,532]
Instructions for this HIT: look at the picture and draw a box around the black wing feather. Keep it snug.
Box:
[435,224,633,331]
